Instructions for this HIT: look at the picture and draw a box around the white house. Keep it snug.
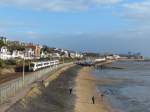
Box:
[0,46,12,60]
[113,55,120,60]
[40,51,48,58]
[24,48,35,59]
[70,52,83,58]
[75,52,83,58]
[51,53,61,58]
[12,50,24,59]
[64,50,69,58]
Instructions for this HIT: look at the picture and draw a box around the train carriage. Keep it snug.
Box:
[29,60,59,71]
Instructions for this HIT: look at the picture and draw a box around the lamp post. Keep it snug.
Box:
[63,58,64,64]
[22,53,25,86]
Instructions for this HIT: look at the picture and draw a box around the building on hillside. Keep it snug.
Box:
[0,46,12,60]
[25,47,34,59]
[12,50,24,59]
[40,51,48,58]
[113,55,120,60]
[51,53,61,58]
[25,45,41,59]
[69,51,83,58]
[63,50,69,58]
[69,51,76,58]
[75,52,83,58]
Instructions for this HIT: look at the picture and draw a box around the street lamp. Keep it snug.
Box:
[22,52,25,86]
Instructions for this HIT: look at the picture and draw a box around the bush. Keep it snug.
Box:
[0,59,5,67]
[5,59,17,65]
[0,59,17,68]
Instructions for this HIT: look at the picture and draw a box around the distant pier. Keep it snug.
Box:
[76,59,114,67]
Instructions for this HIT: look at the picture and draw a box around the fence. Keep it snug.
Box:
[0,63,71,104]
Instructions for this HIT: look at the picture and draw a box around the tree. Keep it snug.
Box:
[0,40,5,48]
[8,44,25,52]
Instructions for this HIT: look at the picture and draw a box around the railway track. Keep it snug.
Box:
[0,72,31,84]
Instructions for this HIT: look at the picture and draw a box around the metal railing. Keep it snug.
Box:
[0,63,71,104]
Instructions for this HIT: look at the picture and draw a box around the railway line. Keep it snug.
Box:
[0,60,59,84]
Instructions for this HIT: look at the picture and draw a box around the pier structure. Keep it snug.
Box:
[76,58,113,66]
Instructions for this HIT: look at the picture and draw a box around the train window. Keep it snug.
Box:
[44,63,49,65]
[30,64,35,67]
[36,64,42,67]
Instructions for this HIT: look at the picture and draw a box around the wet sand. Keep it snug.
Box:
[6,65,112,112]
[74,67,111,112]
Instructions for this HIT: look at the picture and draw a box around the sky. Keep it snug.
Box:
[0,0,150,56]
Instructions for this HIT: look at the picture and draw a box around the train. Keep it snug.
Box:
[94,58,106,63]
[29,60,59,71]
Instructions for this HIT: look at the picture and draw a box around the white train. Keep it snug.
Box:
[29,60,59,71]
[94,58,106,63]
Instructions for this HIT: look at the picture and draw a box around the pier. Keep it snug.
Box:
[76,58,114,67]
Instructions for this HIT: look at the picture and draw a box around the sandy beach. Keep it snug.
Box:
[74,67,110,112]
[6,65,111,112]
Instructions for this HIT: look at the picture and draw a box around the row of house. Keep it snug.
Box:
[41,48,83,59]
[0,37,83,60]
[0,45,42,60]
[0,47,83,60]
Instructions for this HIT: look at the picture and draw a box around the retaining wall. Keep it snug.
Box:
[0,63,71,104]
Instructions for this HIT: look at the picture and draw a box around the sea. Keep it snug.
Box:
[92,60,150,112]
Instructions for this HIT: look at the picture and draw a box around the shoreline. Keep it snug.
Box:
[6,65,114,112]
[74,67,112,112]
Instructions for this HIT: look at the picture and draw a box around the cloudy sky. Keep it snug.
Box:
[0,0,150,56]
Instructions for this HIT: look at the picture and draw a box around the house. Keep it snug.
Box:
[63,50,69,58]
[69,51,83,58]
[75,52,83,58]
[25,45,41,59]
[40,51,48,58]
[69,51,76,58]
[51,53,61,58]
[0,46,12,60]
[25,47,35,59]
[113,55,120,60]
[12,50,24,59]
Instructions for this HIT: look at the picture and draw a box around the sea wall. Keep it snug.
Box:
[0,63,73,104]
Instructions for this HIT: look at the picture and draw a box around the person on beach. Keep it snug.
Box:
[92,96,95,104]
[101,93,104,101]
[41,80,46,88]
[69,88,73,95]
[42,80,44,84]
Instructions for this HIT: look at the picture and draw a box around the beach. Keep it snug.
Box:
[5,65,111,112]
[74,67,112,112]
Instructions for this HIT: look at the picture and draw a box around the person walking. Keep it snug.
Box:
[101,93,104,101]
[92,96,95,104]
[69,88,73,95]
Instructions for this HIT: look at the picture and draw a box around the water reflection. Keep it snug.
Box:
[92,61,150,112]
